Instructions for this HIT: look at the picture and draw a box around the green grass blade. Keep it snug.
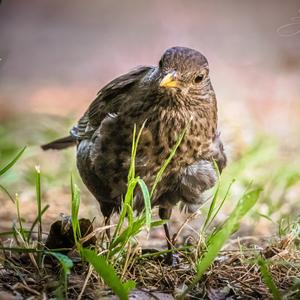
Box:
[112,178,138,241]
[258,258,282,300]
[82,248,135,300]
[206,188,261,247]
[202,177,220,230]
[126,203,134,230]
[137,178,151,232]
[46,251,74,298]
[46,251,73,275]
[205,179,236,230]
[110,204,135,254]
[71,175,81,245]
[0,146,26,176]
[0,231,15,237]
[128,124,137,181]
[27,204,49,243]
[123,280,136,294]
[150,219,167,228]
[109,216,145,257]
[35,166,42,266]
[150,125,188,197]
[15,193,26,243]
[0,183,15,203]
[128,121,146,181]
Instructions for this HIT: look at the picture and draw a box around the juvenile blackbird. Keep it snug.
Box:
[42,47,226,252]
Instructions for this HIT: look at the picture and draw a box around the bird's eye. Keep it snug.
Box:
[194,75,204,83]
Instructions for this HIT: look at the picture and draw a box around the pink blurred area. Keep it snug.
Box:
[0,0,300,138]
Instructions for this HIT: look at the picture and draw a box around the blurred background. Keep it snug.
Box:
[1,0,300,245]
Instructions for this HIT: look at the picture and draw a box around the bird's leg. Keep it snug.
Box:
[104,217,111,241]
[159,207,177,265]
[163,222,172,251]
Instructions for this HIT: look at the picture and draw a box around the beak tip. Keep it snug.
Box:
[160,71,178,88]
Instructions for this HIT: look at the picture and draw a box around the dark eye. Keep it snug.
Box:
[194,75,204,83]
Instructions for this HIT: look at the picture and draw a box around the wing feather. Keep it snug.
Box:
[71,66,152,140]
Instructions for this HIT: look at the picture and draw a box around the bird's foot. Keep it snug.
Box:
[164,252,180,267]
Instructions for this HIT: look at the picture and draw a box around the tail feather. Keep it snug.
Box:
[41,136,76,150]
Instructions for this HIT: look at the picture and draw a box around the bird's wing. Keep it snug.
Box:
[70,66,152,140]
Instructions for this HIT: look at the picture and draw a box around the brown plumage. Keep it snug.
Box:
[42,47,226,253]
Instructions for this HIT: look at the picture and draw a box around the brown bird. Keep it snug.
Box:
[42,46,226,255]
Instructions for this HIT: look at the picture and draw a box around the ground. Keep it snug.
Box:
[0,114,300,299]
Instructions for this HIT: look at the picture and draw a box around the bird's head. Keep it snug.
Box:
[157,47,214,103]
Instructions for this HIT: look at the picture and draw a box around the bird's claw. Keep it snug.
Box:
[164,252,180,267]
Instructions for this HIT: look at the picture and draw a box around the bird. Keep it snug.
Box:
[42,46,226,258]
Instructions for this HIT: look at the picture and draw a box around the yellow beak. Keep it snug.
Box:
[159,71,178,88]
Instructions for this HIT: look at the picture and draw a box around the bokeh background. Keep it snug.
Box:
[1,0,300,245]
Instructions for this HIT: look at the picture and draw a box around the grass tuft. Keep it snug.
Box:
[180,188,262,298]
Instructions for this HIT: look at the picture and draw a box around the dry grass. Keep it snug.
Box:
[0,221,299,299]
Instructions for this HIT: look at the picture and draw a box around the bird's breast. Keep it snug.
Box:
[142,106,217,172]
